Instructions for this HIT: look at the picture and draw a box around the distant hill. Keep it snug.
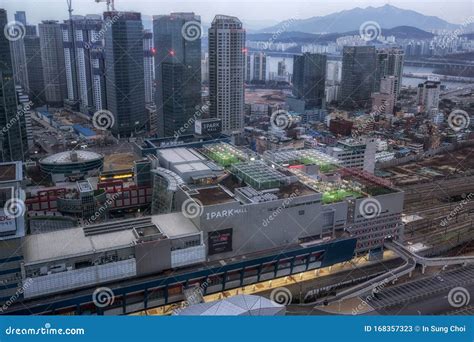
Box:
[247,26,434,44]
[259,4,456,34]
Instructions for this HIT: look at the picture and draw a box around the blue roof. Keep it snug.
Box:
[38,111,52,117]
[73,124,96,137]
[397,148,411,154]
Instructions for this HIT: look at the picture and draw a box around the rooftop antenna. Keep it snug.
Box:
[95,0,115,11]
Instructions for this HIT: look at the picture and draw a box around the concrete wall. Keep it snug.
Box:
[23,258,137,298]
[135,238,172,276]
[194,192,325,260]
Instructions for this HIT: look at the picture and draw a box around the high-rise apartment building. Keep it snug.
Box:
[340,46,376,109]
[371,75,397,116]
[245,52,266,82]
[90,47,107,111]
[39,20,67,107]
[62,15,103,114]
[104,11,146,136]
[292,53,327,109]
[375,47,404,97]
[208,15,245,133]
[417,78,441,113]
[153,13,201,137]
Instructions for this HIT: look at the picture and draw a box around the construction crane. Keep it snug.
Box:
[95,0,115,11]
[66,0,73,18]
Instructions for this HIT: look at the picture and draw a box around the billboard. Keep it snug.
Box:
[208,228,233,255]
[0,211,16,235]
[195,119,222,136]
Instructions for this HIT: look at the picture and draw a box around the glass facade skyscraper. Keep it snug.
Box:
[104,11,146,137]
[153,13,201,138]
[39,20,68,107]
[0,9,29,162]
[292,53,327,109]
[340,46,376,109]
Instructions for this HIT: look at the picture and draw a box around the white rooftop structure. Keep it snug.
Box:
[40,150,103,165]
[173,294,285,316]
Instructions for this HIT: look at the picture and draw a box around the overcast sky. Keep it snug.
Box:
[1,0,472,27]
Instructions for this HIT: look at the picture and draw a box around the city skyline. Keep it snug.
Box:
[1,1,472,28]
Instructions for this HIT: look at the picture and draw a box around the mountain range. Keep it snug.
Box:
[247,26,434,44]
[259,4,459,34]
